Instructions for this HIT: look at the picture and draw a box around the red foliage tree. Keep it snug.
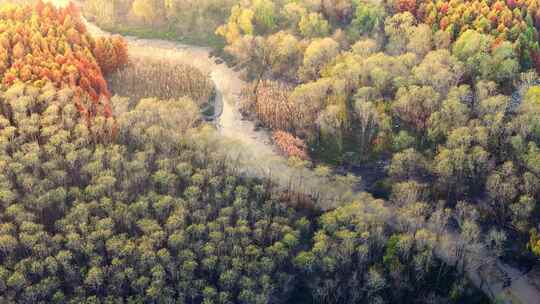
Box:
[94,36,128,75]
[396,0,418,16]
[272,131,310,161]
[0,1,128,122]
[112,36,128,68]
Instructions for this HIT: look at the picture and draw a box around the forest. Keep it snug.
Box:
[0,0,539,303]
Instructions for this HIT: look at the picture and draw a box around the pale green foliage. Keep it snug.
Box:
[299,12,330,38]
[384,12,416,55]
[453,30,519,83]
[266,31,303,79]
[0,83,308,303]
[299,37,340,81]
[350,1,385,37]
[413,49,464,95]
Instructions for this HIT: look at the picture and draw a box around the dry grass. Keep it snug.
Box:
[240,80,300,132]
[109,56,214,106]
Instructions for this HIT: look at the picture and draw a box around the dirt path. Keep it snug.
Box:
[82,16,358,209]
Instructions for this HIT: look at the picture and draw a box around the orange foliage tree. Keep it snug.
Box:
[94,36,128,75]
[272,130,310,160]
[0,0,128,121]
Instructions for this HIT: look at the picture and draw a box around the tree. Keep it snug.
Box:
[320,0,354,24]
[453,30,519,84]
[283,2,307,30]
[390,180,427,207]
[392,85,441,136]
[389,148,428,182]
[514,86,540,142]
[94,36,128,75]
[351,39,380,57]
[413,50,464,96]
[12,42,25,59]
[433,127,491,200]
[350,1,385,37]
[366,267,387,299]
[299,38,340,81]
[456,219,483,275]
[272,131,309,160]
[85,266,105,291]
[131,0,164,26]
[317,104,346,154]
[452,30,488,69]
[529,229,540,256]
[428,92,471,142]
[266,31,302,80]
[294,251,316,273]
[384,12,416,55]
[406,24,433,57]
[7,271,26,292]
[251,0,277,33]
[297,197,391,304]
[486,162,520,224]
[354,100,380,156]
[482,41,519,84]
[289,78,332,136]
[216,5,249,44]
[299,12,330,38]
[486,228,507,258]
[225,35,272,83]
[83,0,116,27]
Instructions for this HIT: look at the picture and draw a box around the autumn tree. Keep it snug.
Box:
[94,36,128,75]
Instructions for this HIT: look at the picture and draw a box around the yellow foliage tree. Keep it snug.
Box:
[131,0,161,25]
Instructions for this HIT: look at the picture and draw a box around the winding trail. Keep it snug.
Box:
[65,4,540,303]
[82,16,357,208]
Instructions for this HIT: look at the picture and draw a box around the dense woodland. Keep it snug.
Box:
[0,0,539,303]
[86,0,540,288]
[0,3,492,303]
[212,0,540,267]
[0,80,486,303]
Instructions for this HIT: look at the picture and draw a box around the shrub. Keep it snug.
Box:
[272,130,310,160]
[93,36,129,75]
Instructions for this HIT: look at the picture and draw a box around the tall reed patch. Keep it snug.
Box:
[109,56,214,106]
